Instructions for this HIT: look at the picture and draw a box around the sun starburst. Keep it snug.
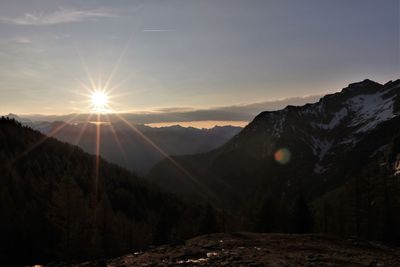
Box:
[90,90,110,113]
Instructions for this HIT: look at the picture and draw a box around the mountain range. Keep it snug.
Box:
[148,79,400,239]
[4,116,242,175]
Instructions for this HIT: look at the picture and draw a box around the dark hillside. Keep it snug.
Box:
[0,118,206,266]
[148,80,400,239]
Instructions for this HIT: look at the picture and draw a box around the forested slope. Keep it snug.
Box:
[0,118,209,266]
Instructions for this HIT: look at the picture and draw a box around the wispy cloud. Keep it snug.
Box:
[154,107,195,113]
[0,8,118,26]
[13,37,32,44]
[53,34,72,39]
[142,29,176,32]
[22,94,322,124]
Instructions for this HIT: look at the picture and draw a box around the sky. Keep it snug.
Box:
[0,0,399,116]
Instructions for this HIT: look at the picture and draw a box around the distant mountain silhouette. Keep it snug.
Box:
[24,122,242,175]
[148,79,400,241]
[0,118,211,266]
[5,113,32,123]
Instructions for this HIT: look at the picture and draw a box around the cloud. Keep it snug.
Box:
[214,95,324,116]
[22,94,323,124]
[13,37,32,44]
[123,94,324,123]
[0,8,117,26]
[53,34,72,39]
[154,107,196,113]
[142,29,176,32]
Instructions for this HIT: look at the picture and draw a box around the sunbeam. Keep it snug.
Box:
[8,113,82,166]
[104,113,129,166]
[75,46,97,91]
[103,35,135,93]
[72,113,94,146]
[93,112,101,223]
[114,113,217,199]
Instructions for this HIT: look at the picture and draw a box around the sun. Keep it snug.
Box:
[90,90,109,113]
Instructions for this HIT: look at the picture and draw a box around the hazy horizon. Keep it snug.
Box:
[3,93,325,128]
[3,79,397,128]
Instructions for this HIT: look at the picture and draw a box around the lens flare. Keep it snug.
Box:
[274,148,291,164]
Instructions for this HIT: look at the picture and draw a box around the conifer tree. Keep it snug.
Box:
[293,194,313,233]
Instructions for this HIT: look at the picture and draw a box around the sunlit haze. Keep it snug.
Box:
[146,120,248,129]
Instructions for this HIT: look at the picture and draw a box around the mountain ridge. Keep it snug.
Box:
[148,79,400,238]
[2,116,242,175]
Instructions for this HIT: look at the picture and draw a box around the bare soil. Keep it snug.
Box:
[74,233,400,267]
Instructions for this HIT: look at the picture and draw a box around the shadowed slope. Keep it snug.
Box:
[148,80,400,238]
[0,118,207,266]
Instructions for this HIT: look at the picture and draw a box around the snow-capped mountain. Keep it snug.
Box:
[244,79,400,176]
[148,79,400,213]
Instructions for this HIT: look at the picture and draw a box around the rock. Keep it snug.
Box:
[182,247,206,257]
[201,243,219,249]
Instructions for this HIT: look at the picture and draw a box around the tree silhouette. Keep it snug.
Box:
[293,194,313,233]
[256,196,279,233]
[199,203,218,235]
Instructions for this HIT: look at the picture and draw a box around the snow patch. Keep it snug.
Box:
[272,115,286,137]
[300,105,318,115]
[311,107,348,130]
[310,137,333,161]
[264,112,286,138]
[370,145,387,158]
[347,91,396,133]
[395,155,400,176]
[314,163,328,174]
[338,137,355,146]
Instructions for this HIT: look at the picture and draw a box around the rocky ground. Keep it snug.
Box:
[67,233,399,267]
